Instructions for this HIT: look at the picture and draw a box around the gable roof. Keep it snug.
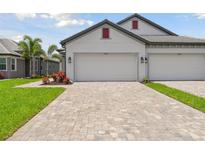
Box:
[60,15,205,46]
[60,19,149,46]
[0,39,21,56]
[117,13,177,36]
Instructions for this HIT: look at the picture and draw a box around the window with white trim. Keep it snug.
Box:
[11,58,16,71]
[0,57,7,71]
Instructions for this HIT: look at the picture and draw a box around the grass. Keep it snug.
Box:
[0,79,65,140]
[146,82,205,113]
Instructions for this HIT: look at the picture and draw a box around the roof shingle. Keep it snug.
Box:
[142,35,205,44]
[0,38,21,56]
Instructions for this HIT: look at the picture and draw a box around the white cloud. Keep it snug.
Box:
[55,19,94,27]
[40,13,72,20]
[14,13,94,28]
[194,13,205,19]
[11,35,23,42]
[40,13,94,28]
[15,13,37,20]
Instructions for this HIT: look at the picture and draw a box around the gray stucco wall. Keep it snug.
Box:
[0,56,25,79]
[0,56,59,79]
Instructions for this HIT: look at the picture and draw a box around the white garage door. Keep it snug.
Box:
[149,54,205,80]
[75,53,138,81]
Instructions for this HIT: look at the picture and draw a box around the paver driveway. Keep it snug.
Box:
[156,81,205,98]
[8,82,205,141]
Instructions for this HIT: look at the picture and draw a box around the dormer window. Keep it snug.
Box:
[132,20,138,29]
[102,28,109,39]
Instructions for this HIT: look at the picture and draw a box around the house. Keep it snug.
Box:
[0,38,60,79]
[60,14,205,82]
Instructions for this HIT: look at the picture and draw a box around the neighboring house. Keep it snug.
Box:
[0,38,60,79]
[60,13,205,82]
[40,57,60,75]
[0,38,25,78]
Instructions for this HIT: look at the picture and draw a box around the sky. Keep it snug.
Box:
[0,13,205,51]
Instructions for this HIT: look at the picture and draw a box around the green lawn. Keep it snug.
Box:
[146,82,205,113]
[0,79,65,140]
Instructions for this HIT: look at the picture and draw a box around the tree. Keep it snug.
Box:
[19,35,43,76]
[43,44,58,75]
[47,44,57,57]
[52,53,62,62]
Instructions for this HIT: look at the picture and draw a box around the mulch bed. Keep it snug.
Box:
[41,81,72,86]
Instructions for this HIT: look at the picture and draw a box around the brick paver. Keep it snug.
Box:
[8,82,205,140]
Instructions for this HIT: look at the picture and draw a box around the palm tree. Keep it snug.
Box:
[43,44,58,75]
[52,53,62,62]
[47,44,57,57]
[19,35,43,76]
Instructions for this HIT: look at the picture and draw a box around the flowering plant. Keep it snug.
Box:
[63,77,70,84]
[52,71,66,83]
[42,76,50,84]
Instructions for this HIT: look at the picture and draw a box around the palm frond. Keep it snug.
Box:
[18,41,30,59]
[33,42,43,56]
[33,38,42,43]
[52,53,62,62]
[23,35,33,42]
[47,44,57,56]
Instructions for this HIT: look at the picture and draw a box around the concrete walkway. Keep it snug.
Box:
[156,81,205,98]
[16,79,70,88]
[8,82,205,141]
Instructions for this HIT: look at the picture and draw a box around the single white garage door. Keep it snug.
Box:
[75,53,138,81]
[149,54,205,80]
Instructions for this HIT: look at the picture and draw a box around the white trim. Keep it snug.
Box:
[147,44,205,48]
[11,58,17,71]
[0,57,7,71]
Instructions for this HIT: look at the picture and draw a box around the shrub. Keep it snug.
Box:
[51,73,58,82]
[52,71,66,83]
[63,77,70,84]
[51,71,71,85]
[42,76,50,84]
[0,72,5,79]
[57,71,66,82]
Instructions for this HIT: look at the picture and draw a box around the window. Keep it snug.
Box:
[11,58,16,71]
[132,20,138,29]
[102,28,109,39]
[0,58,7,71]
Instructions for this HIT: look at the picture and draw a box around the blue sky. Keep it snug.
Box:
[0,13,205,51]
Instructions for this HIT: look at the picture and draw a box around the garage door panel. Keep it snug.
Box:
[149,54,205,80]
[75,53,138,81]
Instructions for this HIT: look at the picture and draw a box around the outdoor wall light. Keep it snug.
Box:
[68,57,72,63]
[145,57,148,63]
[140,57,144,63]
